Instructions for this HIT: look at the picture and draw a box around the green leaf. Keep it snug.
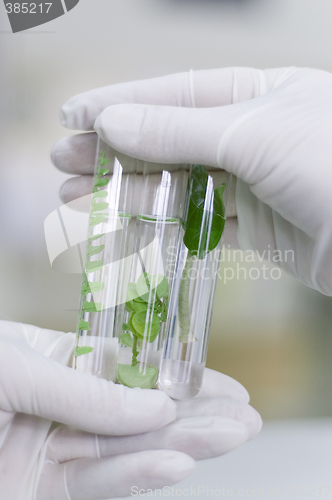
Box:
[182,165,208,231]
[160,310,167,322]
[132,310,161,343]
[87,244,105,256]
[183,211,225,259]
[138,214,179,223]
[122,322,130,331]
[133,294,147,303]
[92,201,108,212]
[136,272,151,301]
[75,346,94,357]
[89,233,104,241]
[136,273,168,302]
[94,178,109,188]
[126,282,138,301]
[182,165,226,259]
[127,312,138,335]
[81,280,104,297]
[125,301,135,313]
[93,191,107,199]
[126,281,149,303]
[100,158,110,167]
[153,301,163,314]
[89,281,105,293]
[155,274,169,299]
[117,363,158,389]
[160,302,168,322]
[98,167,109,175]
[213,183,226,219]
[82,300,104,312]
[90,215,106,226]
[86,260,104,273]
[126,299,148,313]
[78,320,91,331]
[81,282,90,297]
[120,332,134,348]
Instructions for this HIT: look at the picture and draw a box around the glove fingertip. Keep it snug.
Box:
[60,96,95,131]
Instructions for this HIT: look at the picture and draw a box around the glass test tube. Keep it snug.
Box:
[159,166,232,399]
[74,138,188,390]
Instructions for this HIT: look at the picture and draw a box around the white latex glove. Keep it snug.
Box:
[53,67,332,295]
[0,321,261,500]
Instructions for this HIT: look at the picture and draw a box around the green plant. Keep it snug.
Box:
[117,272,169,388]
[75,151,110,368]
[178,165,226,346]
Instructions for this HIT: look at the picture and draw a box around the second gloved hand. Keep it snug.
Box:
[39,368,260,500]
[0,321,261,500]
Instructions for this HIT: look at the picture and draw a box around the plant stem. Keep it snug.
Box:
[178,250,196,343]
[74,311,83,370]
[131,336,139,366]
[180,339,194,361]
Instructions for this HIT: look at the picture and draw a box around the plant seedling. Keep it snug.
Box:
[178,165,226,353]
[75,151,109,369]
[118,272,169,388]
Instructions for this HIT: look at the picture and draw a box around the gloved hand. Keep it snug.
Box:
[52,67,332,295]
[0,321,261,500]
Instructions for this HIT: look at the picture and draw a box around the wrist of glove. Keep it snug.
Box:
[0,321,261,500]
